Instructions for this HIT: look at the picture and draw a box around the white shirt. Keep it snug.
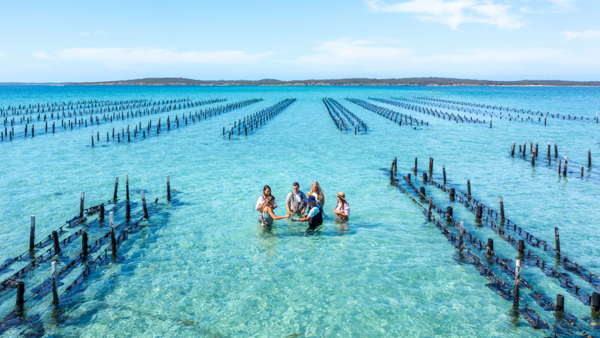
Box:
[256,195,277,210]
[335,202,350,217]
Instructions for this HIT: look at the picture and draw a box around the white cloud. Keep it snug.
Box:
[33,52,51,60]
[289,39,600,75]
[80,31,107,37]
[293,39,411,67]
[33,47,276,66]
[562,30,600,40]
[0,52,4,57]
[366,0,523,29]
[546,0,576,10]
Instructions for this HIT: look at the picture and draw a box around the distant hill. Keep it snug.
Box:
[69,77,600,87]
[3,77,599,86]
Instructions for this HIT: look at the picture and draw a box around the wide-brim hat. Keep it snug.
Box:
[336,192,346,202]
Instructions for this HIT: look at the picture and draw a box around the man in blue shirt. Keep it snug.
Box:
[293,195,323,230]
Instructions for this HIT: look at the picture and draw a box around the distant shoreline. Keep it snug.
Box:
[1,77,599,87]
[1,84,599,87]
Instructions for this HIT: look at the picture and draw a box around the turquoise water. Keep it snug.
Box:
[1,85,599,337]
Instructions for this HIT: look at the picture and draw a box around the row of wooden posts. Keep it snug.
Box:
[377,97,484,125]
[322,98,368,134]
[92,99,262,146]
[224,98,296,138]
[1,98,224,143]
[406,96,548,124]
[388,159,563,334]
[511,141,592,177]
[392,157,600,315]
[2,98,190,126]
[9,175,173,313]
[390,158,600,336]
[1,98,153,117]
[415,96,599,123]
[346,98,427,127]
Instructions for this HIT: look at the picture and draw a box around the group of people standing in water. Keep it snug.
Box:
[255,181,350,230]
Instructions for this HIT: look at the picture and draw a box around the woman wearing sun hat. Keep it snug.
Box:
[333,192,350,221]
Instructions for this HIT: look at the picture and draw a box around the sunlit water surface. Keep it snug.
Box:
[0,85,599,337]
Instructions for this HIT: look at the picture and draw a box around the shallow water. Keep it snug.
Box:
[0,85,599,337]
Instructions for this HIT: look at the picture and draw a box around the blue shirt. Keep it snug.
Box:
[307,204,321,218]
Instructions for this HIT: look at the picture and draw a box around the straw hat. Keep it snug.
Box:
[336,192,346,202]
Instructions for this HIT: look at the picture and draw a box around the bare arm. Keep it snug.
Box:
[267,207,289,220]
[333,209,349,217]
[297,216,311,222]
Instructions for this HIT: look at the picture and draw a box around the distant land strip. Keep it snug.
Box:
[2,77,600,87]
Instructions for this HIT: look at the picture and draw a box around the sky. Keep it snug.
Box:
[0,0,598,82]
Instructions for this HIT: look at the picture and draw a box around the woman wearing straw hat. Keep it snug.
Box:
[333,192,350,221]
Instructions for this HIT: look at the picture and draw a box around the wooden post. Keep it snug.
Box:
[476,205,483,219]
[414,157,417,173]
[142,191,149,218]
[16,281,24,308]
[518,239,524,254]
[563,156,568,176]
[554,142,558,158]
[447,206,453,219]
[427,196,432,221]
[531,152,535,166]
[167,175,171,202]
[547,142,550,158]
[449,188,455,200]
[556,294,564,312]
[513,260,521,306]
[592,292,600,312]
[499,197,505,221]
[458,221,464,252]
[589,149,592,167]
[80,192,85,218]
[467,180,471,199]
[126,174,130,201]
[555,227,560,257]
[30,215,35,251]
[487,238,493,255]
[511,142,515,156]
[558,160,562,176]
[52,231,60,254]
[99,203,105,220]
[428,158,433,174]
[52,261,59,306]
[442,165,446,184]
[125,202,131,220]
[82,231,88,256]
[114,176,119,200]
[91,130,94,147]
[110,212,117,255]
[423,172,428,182]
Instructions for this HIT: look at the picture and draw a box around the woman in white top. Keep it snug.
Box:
[256,185,277,211]
[333,192,350,221]
[307,181,325,208]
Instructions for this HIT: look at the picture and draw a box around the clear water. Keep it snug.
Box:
[0,85,599,337]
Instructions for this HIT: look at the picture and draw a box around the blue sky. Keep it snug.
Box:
[0,0,598,82]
